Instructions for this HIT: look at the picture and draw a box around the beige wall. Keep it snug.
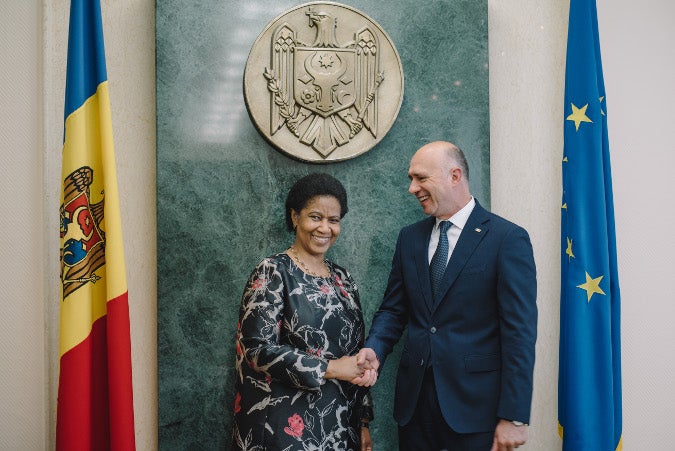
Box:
[1,0,673,449]
[0,2,46,449]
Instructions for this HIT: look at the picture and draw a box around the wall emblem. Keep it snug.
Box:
[244,2,404,163]
[60,166,105,299]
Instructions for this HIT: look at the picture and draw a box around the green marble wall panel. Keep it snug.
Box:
[157,0,488,449]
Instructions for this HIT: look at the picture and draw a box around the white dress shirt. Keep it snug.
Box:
[427,197,476,265]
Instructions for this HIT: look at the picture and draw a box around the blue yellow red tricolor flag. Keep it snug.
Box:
[558,0,622,450]
[57,0,135,449]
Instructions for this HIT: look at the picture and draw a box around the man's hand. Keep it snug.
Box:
[491,419,528,451]
[351,348,380,386]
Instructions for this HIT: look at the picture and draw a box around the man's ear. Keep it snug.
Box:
[451,166,463,183]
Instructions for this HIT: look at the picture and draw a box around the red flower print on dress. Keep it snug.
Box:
[333,274,349,297]
[251,278,265,290]
[234,392,241,414]
[284,413,305,438]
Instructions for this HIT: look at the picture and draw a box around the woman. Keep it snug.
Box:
[233,173,376,451]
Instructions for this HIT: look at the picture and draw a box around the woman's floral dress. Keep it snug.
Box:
[232,253,373,451]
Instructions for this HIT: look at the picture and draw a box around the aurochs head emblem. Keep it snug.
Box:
[244,2,404,163]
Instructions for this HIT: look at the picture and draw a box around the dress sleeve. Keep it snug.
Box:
[236,258,328,391]
[358,389,374,422]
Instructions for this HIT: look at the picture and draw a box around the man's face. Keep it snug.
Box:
[407,147,456,219]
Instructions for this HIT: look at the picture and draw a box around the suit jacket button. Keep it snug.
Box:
[430,327,437,333]
[419,359,425,366]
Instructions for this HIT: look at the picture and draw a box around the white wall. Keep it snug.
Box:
[595,1,675,447]
[0,2,46,449]
[1,0,673,449]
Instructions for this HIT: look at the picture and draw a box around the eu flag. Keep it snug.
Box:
[558,0,622,450]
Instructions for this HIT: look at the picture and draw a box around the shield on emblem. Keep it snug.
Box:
[294,47,356,118]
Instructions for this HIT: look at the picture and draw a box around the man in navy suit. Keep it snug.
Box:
[355,141,537,450]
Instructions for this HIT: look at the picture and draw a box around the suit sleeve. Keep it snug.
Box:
[365,230,410,368]
[496,226,538,424]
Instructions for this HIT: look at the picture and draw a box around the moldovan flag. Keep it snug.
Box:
[57,0,135,449]
[558,0,622,450]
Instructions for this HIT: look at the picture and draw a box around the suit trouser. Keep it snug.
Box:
[398,367,494,451]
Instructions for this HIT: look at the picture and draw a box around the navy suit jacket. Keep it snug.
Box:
[366,200,537,433]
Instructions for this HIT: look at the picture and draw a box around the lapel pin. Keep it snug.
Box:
[475,228,482,233]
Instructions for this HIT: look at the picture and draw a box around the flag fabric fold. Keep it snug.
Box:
[558,0,622,450]
[57,0,135,449]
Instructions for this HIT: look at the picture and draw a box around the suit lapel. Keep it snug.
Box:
[432,203,490,311]
[414,217,436,312]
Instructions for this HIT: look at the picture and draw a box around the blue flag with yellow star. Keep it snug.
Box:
[558,0,622,450]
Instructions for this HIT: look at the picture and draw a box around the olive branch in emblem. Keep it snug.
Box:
[263,68,307,135]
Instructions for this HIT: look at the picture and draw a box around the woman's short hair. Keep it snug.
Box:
[285,173,349,232]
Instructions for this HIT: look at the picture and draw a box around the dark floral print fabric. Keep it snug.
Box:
[232,253,373,451]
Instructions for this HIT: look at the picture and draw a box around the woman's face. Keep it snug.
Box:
[291,195,342,257]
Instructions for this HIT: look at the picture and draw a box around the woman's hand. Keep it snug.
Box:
[361,423,373,451]
[325,355,373,382]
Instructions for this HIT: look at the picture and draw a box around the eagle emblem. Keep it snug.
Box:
[263,6,384,158]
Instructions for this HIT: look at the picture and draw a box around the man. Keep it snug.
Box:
[356,141,537,450]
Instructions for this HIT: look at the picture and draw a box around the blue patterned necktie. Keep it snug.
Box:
[430,221,452,300]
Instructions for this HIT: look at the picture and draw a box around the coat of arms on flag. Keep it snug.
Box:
[60,166,105,298]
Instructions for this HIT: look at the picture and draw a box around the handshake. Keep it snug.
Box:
[325,348,380,387]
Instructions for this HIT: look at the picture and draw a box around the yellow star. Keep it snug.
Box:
[566,103,593,131]
[577,271,605,302]
[565,237,575,260]
[599,96,606,116]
